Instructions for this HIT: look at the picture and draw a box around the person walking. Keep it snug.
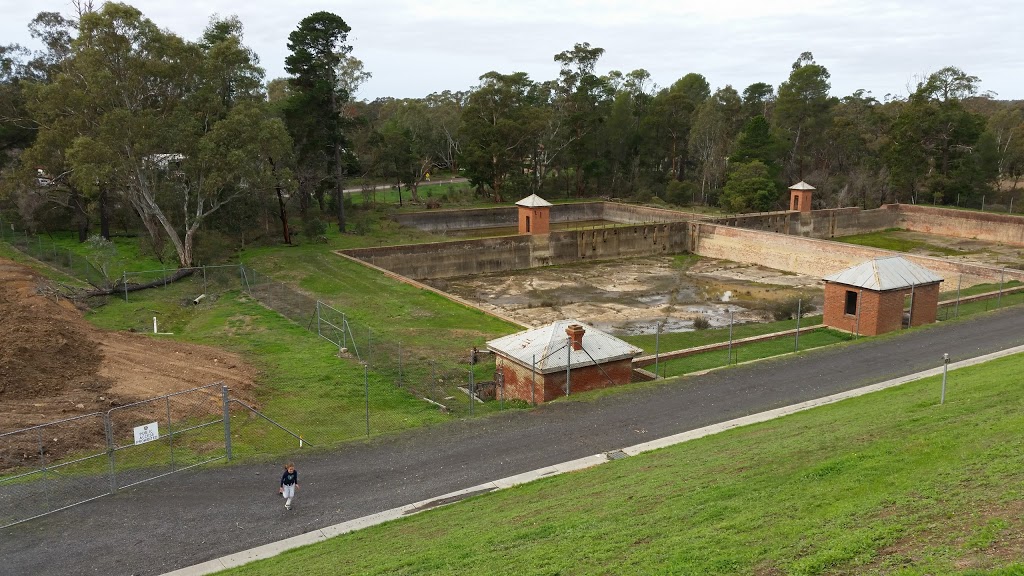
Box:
[279,463,299,510]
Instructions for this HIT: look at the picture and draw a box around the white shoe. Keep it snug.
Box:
[285,498,292,509]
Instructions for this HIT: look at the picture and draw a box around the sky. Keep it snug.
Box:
[2,0,1022,101]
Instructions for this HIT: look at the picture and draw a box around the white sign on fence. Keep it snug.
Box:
[133,422,160,445]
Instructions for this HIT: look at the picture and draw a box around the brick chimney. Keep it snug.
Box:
[565,324,585,351]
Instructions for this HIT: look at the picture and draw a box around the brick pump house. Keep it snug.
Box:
[487,320,642,404]
[823,256,943,336]
[516,194,552,234]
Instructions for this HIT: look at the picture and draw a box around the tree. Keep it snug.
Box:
[688,86,740,204]
[720,160,779,213]
[731,115,781,172]
[285,11,354,232]
[742,82,774,121]
[650,73,710,180]
[775,52,835,182]
[24,3,289,267]
[461,71,543,202]
[885,67,988,205]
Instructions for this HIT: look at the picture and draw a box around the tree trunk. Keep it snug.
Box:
[98,186,111,240]
[276,186,291,245]
[334,144,346,232]
[70,187,89,243]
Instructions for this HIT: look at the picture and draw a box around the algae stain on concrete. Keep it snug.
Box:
[428,256,824,336]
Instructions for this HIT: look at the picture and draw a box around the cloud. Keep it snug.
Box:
[0,0,1021,100]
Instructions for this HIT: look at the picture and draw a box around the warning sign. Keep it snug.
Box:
[133,422,160,445]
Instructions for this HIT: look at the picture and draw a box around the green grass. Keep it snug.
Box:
[215,353,1024,576]
[940,280,1024,300]
[651,328,854,378]
[834,229,965,256]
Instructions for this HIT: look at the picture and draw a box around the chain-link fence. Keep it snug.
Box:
[0,221,107,288]
[0,383,306,528]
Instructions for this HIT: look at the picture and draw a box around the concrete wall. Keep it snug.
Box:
[342,222,691,279]
[690,223,1024,288]
[711,206,899,239]
[392,201,691,233]
[896,205,1024,246]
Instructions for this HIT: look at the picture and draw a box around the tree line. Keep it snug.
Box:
[2,2,1023,268]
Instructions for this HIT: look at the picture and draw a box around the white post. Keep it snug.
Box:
[153,317,158,334]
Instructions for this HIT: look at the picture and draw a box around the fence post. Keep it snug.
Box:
[364,365,370,437]
[202,265,207,295]
[565,338,571,397]
[166,396,175,471]
[342,314,347,350]
[855,291,862,338]
[469,368,474,416]
[654,321,661,378]
[531,355,537,406]
[907,284,915,328]
[794,299,802,352]
[955,274,962,318]
[105,413,117,494]
[726,310,734,364]
[123,271,128,302]
[38,429,50,514]
[162,266,167,288]
[316,301,322,337]
[222,385,232,461]
[398,341,403,387]
[998,269,1004,308]
[941,353,950,404]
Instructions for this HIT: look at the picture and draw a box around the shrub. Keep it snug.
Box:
[302,217,327,241]
[768,297,816,321]
[692,316,711,330]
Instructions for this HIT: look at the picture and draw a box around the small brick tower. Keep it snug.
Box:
[789,181,815,213]
[516,194,552,234]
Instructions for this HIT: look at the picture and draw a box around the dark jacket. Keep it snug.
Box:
[281,470,298,486]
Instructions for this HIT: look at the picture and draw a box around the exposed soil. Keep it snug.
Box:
[0,257,257,466]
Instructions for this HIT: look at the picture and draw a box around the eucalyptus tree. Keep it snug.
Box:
[25,3,291,267]
[689,86,740,204]
[461,71,544,202]
[885,67,988,204]
[649,73,710,180]
[550,43,613,196]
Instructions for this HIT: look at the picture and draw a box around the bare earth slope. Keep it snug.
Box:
[0,257,256,442]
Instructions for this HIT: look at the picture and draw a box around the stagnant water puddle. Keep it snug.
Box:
[427,256,825,336]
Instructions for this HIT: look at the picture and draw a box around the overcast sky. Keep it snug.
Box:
[2,0,1022,101]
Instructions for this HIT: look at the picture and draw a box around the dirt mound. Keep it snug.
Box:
[0,257,257,439]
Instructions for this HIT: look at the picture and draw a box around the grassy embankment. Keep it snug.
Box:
[214,352,1024,576]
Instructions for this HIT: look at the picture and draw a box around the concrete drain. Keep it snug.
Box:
[605,450,628,461]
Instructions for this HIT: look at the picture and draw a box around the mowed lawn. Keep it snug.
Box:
[216,353,1024,576]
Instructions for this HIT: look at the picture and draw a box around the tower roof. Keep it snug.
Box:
[515,194,553,208]
[823,256,943,291]
[789,181,816,191]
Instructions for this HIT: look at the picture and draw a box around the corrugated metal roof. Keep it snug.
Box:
[515,194,553,208]
[486,319,642,374]
[789,181,816,190]
[823,256,944,291]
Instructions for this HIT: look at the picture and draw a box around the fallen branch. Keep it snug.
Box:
[76,268,196,299]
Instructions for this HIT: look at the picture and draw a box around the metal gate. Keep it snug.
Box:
[0,383,230,528]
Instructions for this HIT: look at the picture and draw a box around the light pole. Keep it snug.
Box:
[941,353,950,404]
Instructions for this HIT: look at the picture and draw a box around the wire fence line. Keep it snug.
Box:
[0,383,277,528]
